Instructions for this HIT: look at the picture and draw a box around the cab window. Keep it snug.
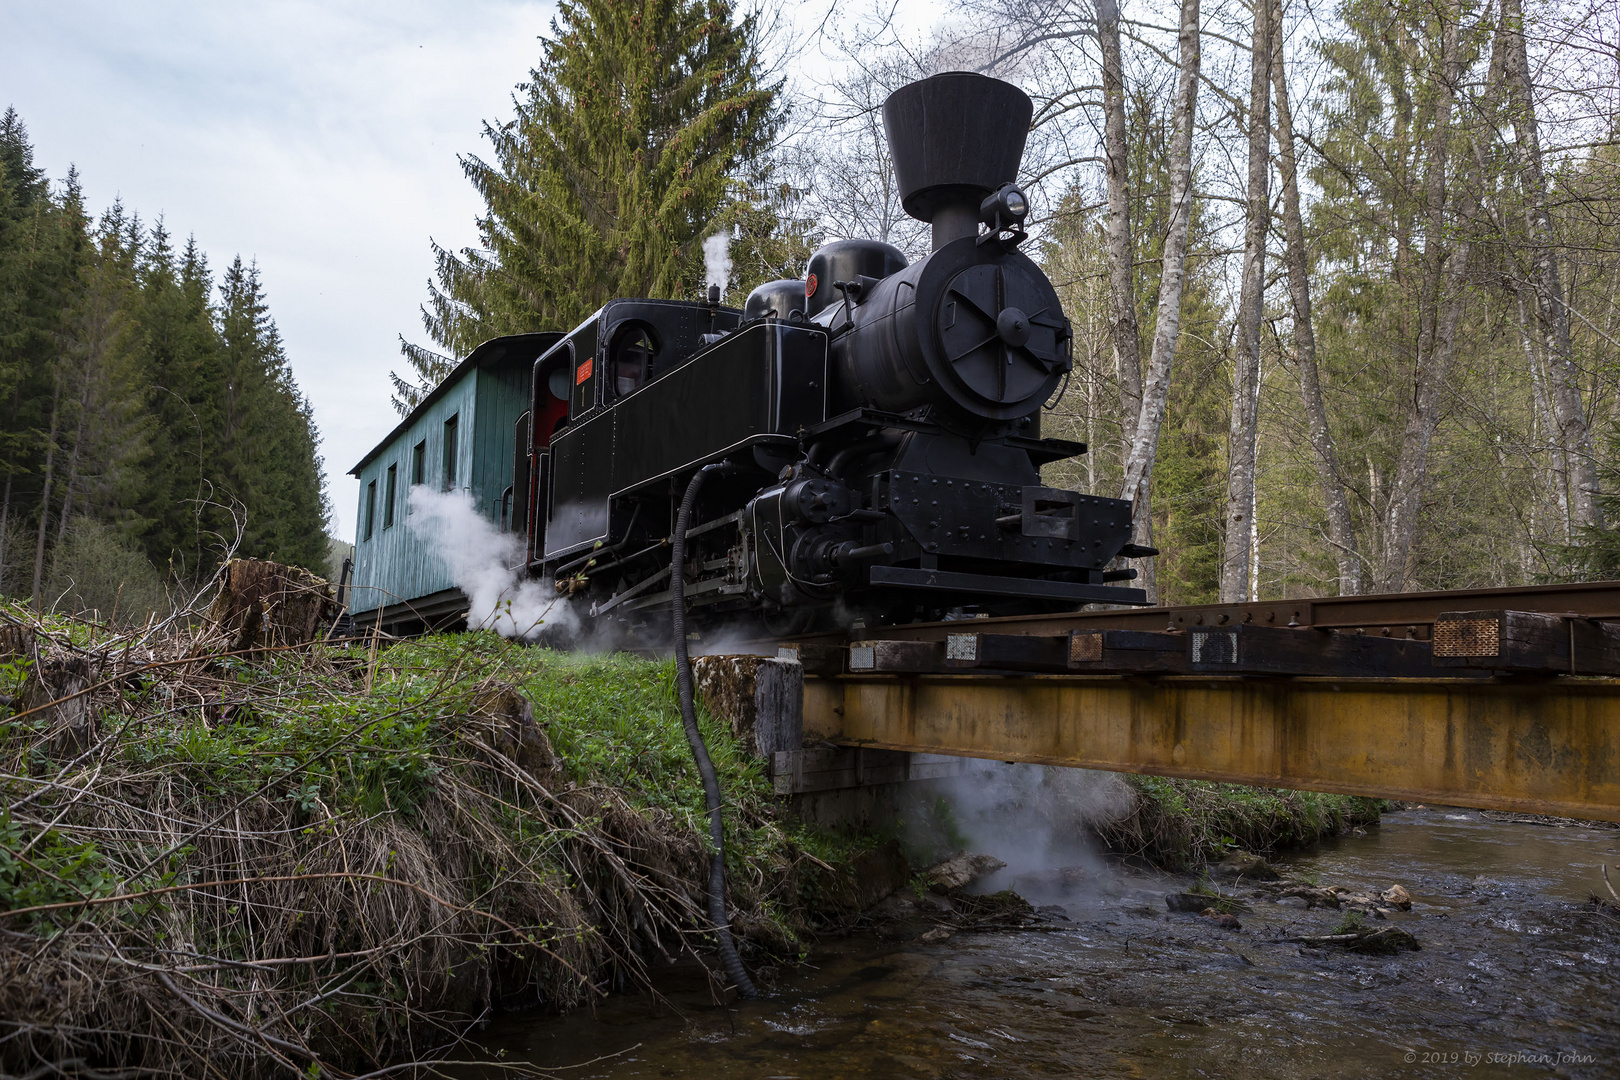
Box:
[606,322,659,401]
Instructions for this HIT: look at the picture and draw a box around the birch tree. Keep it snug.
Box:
[1118,0,1202,594]
[1271,0,1361,594]
[1499,0,1599,530]
[1219,0,1271,603]
[1097,0,1144,432]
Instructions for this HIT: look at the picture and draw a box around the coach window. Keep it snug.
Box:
[383,464,398,529]
[607,322,658,400]
[363,480,377,541]
[442,414,459,490]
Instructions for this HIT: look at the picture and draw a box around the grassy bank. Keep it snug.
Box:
[1095,774,1387,870]
[1,602,1388,1075]
[0,618,873,1078]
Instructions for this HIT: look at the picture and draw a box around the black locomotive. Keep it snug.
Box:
[506,72,1149,636]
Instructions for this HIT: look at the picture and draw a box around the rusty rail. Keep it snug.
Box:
[774,578,1620,646]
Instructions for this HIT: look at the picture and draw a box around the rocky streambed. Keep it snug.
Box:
[463,807,1620,1078]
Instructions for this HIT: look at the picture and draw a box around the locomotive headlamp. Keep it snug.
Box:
[981,184,1029,226]
[977,184,1030,249]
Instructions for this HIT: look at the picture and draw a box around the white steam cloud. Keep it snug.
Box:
[407,486,576,640]
[919,763,1137,903]
[703,230,733,296]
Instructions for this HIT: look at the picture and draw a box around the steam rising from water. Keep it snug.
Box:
[919,763,1136,902]
[407,486,577,640]
[703,230,733,296]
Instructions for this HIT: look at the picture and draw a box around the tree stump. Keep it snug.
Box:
[208,559,338,652]
[0,622,36,661]
[19,655,97,754]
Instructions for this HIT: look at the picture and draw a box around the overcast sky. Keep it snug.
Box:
[4,0,562,541]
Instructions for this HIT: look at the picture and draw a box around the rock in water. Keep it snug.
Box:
[1211,851,1281,881]
[1344,926,1420,955]
[1167,891,1249,914]
[1381,884,1412,910]
[1277,884,1343,909]
[1200,909,1243,930]
[1280,925,1420,955]
[925,853,1006,894]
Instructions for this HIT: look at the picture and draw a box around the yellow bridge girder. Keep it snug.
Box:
[802,675,1620,823]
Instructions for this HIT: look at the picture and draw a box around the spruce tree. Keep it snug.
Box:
[55,202,148,543]
[217,257,328,570]
[132,227,230,576]
[0,109,89,595]
[0,107,333,603]
[394,0,781,409]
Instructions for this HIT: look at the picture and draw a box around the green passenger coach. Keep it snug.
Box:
[347,333,560,634]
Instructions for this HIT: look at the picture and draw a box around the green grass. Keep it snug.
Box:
[1333,910,1367,935]
[1,630,872,940]
[1096,774,1387,871]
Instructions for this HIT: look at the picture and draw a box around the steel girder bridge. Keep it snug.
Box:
[708,581,1620,823]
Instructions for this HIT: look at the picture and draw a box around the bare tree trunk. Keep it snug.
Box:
[1376,5,1473,592]
[0,390,16,586]
[1119,0,1202,599]
[56,366,92,543]
[1500,0,1598,528]
[1097,0,1144,436]
[1515,283,1571,539]
[1221,0,1271,603]
[32,372,63,609]
[0,473,10,590]
[1271,0,1361,594]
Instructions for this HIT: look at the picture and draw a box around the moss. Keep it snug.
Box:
[1333,910,1367,935]
[1095,774,1386,871]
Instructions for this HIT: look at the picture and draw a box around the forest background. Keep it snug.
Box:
[0,108,329,621]
[7,0,1620,620]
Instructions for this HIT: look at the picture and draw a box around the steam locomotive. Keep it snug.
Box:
[348,72,1150,638]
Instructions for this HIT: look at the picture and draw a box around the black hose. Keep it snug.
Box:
[670,462,760,999]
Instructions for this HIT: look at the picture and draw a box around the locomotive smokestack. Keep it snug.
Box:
[882,72,1034,251]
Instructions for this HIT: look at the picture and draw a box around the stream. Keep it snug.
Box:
[467,808,1620,1078]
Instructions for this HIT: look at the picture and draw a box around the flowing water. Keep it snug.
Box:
[469,808,1620,1078]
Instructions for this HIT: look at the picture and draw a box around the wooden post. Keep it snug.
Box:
[691,655,803,759]
[848,639,945,673]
